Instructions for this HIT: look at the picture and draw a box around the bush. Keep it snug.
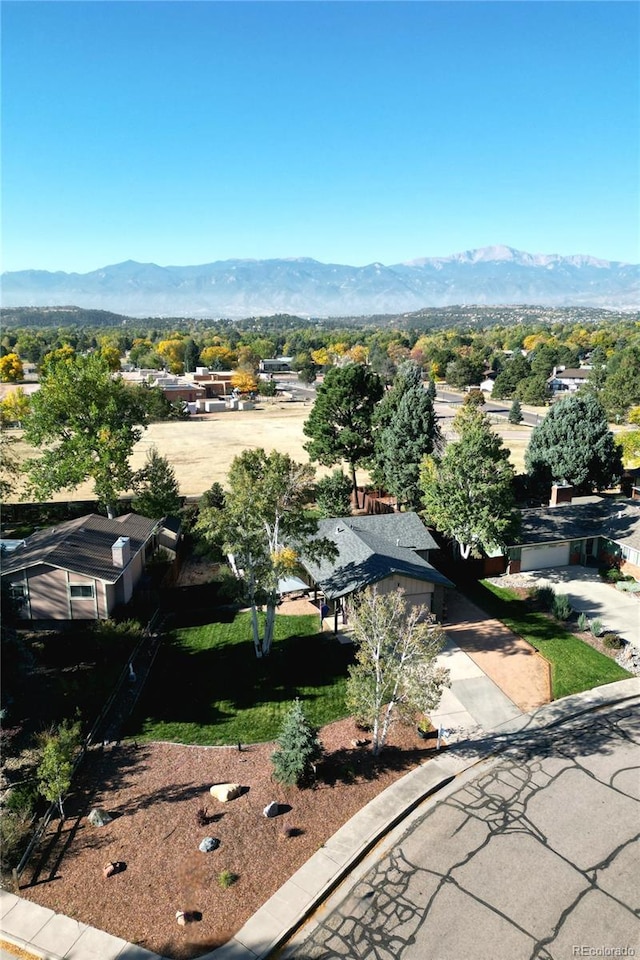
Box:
[4,783,39,819]
[599,567,622,582]
[533,585,555,611]
[576,612,589,632]
[590,619,603,638]
[217,869,238,889]
[0,809,32,872]
[552,594,572,622]
[601,633,624,650]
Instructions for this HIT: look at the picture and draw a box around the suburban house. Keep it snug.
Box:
[298,512,454,631]
[547,366,591,396]
[1,513,164,621]
[506,488,640,579]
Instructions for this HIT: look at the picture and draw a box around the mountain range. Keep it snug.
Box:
[2,246,638,318]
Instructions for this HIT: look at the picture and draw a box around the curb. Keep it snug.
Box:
[2,677,638,960]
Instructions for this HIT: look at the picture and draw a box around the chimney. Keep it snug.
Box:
[112,536,131,568]
[549,482,573,508]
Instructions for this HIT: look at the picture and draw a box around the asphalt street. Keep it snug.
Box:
[279,701,640,960]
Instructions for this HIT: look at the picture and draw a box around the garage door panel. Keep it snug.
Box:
[521,543,570,571]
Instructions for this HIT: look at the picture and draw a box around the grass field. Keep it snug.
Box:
[126,611,354,745]
[474,581,631,699]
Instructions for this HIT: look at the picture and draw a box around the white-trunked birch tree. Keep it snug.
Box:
[345,588,449,756]
[196,449,329,658]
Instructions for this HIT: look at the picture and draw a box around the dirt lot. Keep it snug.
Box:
[6,397,531,503]
[6,399,330,501]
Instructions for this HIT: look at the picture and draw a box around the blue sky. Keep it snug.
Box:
[2,1,638,272]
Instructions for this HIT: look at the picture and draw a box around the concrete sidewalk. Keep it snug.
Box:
[3,678,638,960]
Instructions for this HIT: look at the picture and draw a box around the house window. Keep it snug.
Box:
[69,584,95,599]
[9,583,27,604]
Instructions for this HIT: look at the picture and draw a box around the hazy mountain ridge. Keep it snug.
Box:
[2,247,637,317]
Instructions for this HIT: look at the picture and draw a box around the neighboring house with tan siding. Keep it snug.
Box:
[1,513,160,621]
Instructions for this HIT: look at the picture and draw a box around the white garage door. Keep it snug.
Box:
[521,543,571,571]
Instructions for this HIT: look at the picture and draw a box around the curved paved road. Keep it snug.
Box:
[279,701,640,960]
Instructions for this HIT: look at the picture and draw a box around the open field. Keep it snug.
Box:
[5,397,533,503]
[5,399,328,501]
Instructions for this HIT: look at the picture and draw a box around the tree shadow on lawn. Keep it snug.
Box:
[124,621,354,735]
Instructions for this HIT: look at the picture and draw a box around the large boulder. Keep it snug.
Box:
[88,808,113,827]
[263,801,279,818]
[209,783,242,802]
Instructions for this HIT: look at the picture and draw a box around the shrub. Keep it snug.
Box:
[606,569,623,583]
[195,805,209,827]
[552,594,572,622]
[217,869,238,889]
[5,783,39,819]
[601,633,624,650]
[533,585,555,611]
[590,619,603,638]
[0,809,32,872]
[576,612,589,632]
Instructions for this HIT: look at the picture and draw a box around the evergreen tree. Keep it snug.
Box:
[491,355,531,399]
[133,446,181,518]
[303,364,384,507]
[315,469,353,518]
[508,397,523,424]
[183,338,199,373]
[376,384,441,510]
[525,393,623,493]
[271,698,322,786]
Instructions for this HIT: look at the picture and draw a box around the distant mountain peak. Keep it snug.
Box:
[2,247,637,317]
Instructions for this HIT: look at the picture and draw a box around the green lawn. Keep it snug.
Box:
[472,581,632,700]
[126,611,353,745]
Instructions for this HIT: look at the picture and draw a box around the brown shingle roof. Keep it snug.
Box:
[1,514,158,583]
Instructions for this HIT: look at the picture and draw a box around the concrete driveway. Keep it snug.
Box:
[520,566,640,649]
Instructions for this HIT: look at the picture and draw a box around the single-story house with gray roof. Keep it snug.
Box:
[507,497,640,578]
[299,512,453,630]
[1,513,162,621]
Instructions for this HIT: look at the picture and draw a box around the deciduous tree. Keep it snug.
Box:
[0,353,24,383]
[420,406,518,559]
[37,719,82,819]
[345,589,449,756]
[196,450,324,657]
[22,354,148,517]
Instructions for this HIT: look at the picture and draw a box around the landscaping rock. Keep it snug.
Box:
[210,783,242,802]
[102,861,125,878]
[88,807,113,826]
[198,837,220,853]
[176,911,187,926]
[263,801,279,818]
